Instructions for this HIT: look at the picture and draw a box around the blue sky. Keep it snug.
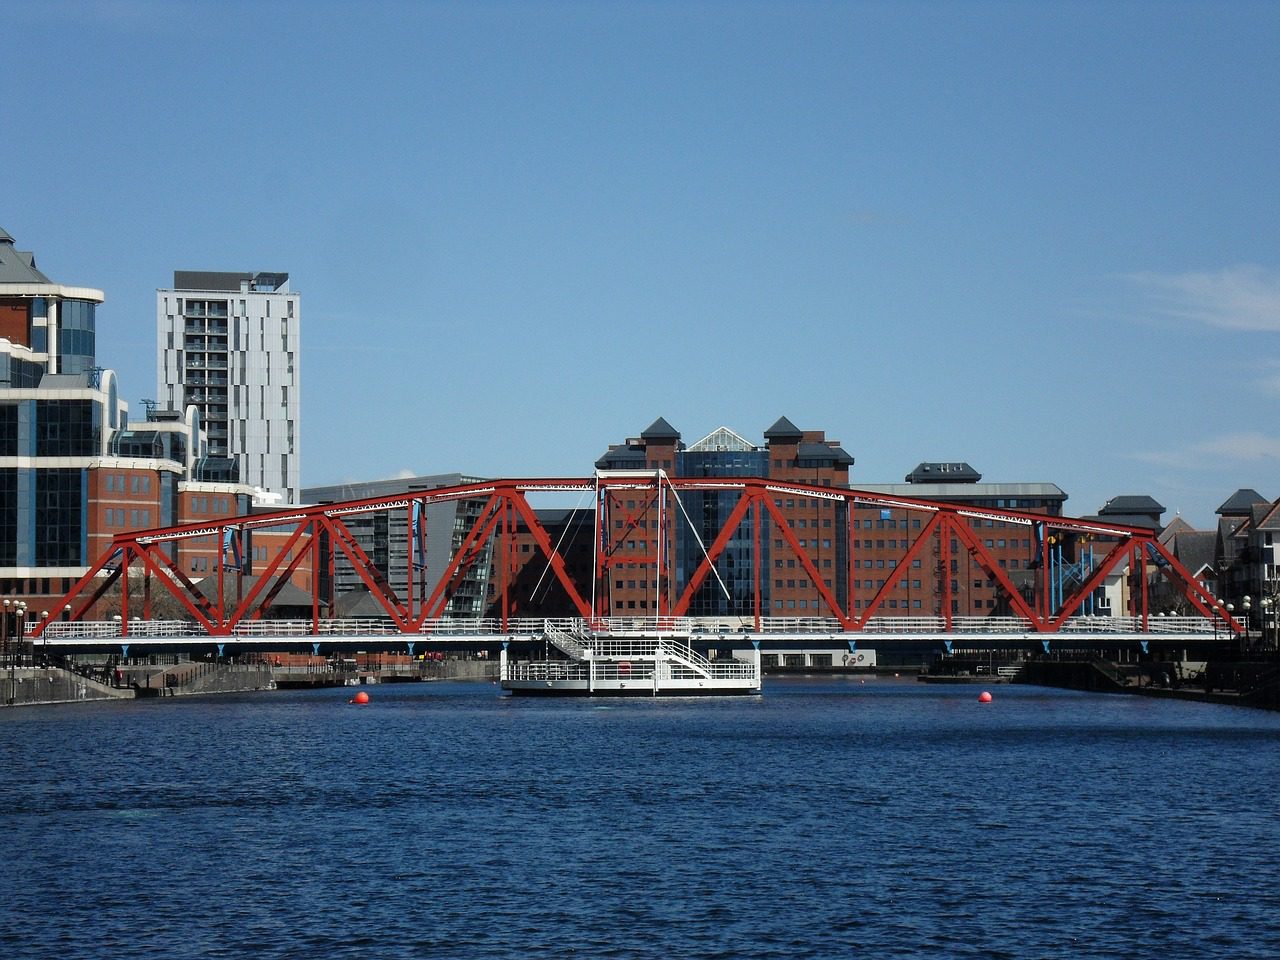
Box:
[5,0,1278,528]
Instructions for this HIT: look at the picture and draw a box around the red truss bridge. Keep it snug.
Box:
[31,473,1241,650]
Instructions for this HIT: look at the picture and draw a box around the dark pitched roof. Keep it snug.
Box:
[1159,516,1196,540]
[640,417,680,441]
[1099,495,1165,517]
[192,574,313,609]
[797,442,855,467]
[1256,500,1280,531]
[1218,489,1267,515]
[594,446,646,469]
[1165,529,1216,575]
[763,416,803,441]
[0,228,52,284]
[1084,512,1161,532]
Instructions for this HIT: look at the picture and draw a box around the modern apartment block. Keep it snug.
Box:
[157,270,300,504]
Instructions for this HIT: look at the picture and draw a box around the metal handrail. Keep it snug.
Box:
[35,612,1225,641]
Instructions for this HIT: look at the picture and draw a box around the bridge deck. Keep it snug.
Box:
[26,615,1226,650]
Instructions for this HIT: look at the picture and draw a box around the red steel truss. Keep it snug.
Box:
[33,475,1242,637]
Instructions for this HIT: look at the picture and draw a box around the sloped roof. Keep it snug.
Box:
[191,574,313,609]
[797,441,855,466]
[689,426,757,452]
[640,417,680,441]
[39,371,97,388]
[1159,516,1196,541]
[594,446,646,469]
[1165,529,1216,576]
[334,590,397,618]
[0,228,52,284]
[1250,500,1280,531]
[1218,489,1267,515]
[1084,512,1161,531]
[763,416,803,441]
[1099,495,1165,517]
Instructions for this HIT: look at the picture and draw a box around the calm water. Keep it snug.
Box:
[2,677,1279,959]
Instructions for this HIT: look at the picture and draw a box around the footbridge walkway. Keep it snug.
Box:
[30,614,1227,657]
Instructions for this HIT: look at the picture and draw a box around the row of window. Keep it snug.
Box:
[102,508,151,528]
[102,474,151,494]
[774,498,840,510]
[188,496,234,514]
[775,558,836,569]
[776,537,836,549]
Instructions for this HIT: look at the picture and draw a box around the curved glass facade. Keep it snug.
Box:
[57,300,97,375]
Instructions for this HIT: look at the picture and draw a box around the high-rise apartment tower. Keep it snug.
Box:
[157,271,300,503]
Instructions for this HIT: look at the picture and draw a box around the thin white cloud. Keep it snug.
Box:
[1132,432,1280,469]
[1127,265,1280,332]
[1253,359,1280,398]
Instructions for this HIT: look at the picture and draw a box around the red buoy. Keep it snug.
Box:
[351,690,370,705]
[978,690,993,703]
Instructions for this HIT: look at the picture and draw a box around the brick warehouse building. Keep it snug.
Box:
[854,462,1067,617]
[488,418,1069,621]
[489,417,855,619]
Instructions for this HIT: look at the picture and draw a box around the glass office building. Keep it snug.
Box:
[676,427,770,616]
[0,227,206,606]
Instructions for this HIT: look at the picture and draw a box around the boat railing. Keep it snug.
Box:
[544,623,590,659]
[656,638,714,676]
[504,661,590,682]
[588,660,656,682]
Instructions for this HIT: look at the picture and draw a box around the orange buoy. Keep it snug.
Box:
[350,690,370,705]
[978,690,993,703]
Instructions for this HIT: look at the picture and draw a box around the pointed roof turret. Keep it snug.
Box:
[640,417,680,441]
[1217,489,1266,516]
[763,416,803,441]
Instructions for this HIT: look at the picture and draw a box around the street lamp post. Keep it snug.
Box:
[3,599,10,705]
[1262,596,1274,652]
[8,601,25,705]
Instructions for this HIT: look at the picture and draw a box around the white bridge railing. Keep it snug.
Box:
[34,613,1223,642]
